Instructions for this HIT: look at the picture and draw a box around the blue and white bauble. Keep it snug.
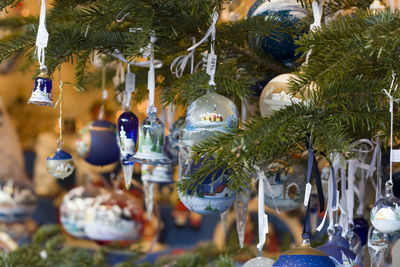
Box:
[248,0,307,63]
[317,241,362,267]
[76,120,119,166]
[117,111,139,163]
[46,149,75,179]
[273,245,335,267]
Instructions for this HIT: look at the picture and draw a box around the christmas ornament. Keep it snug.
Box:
[60,186,96,238]
[46,148,75,179]
[368,226,388,267]
[133,35,170,165]
[369,0,385,12]
[134,109,170,164]
[353,217,369,247]
[28,69,53,107]
[117,110,139,163]
[370,81,400,234]
[76,120,120,166]
[247,0,307,63]
[0,178,36,223]
[84,189,145,244]
[46,70,75,179]
[317,242,361,267]
[273,242,335,267]
[243,255,274,267]
[259,73,302,117]
[179,166,235,215]
[29,0,52,106]
[264,163,306,211]
[234,189,250,248]
[142,165,156,220]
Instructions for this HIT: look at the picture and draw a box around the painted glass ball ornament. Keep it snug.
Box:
[76,120,120,166]
[264,163,306,211]
[259,73,302,117]
[273,243,335,267]
[242,256,274,267]
[178,91,239,215]
[247,0,307,63]
[60,186,97,238]
[133,108,170,165]
[370,185,400,234]
[117,110,139,163]
[84,189,145,245]
[46,149,75,179]
[353,217,369,247]
[0,176,37,223]
[28,68,54,107]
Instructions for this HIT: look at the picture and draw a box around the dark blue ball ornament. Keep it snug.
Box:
[353,217,369,247]
[247,0,307,63]
[273,244,335,267]
[76,120,119,166]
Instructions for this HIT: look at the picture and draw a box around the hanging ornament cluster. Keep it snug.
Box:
[247,0,307,63]
[178,12,239,215]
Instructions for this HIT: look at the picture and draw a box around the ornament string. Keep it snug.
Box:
[147,33,156,113]
[58,66,63,148]
[111,49,163,69]
[305,1,323,65]
[99,66,107,120]
[369,136,382,201]
[382,73,399,190]
[124,63,136,109]
[254,167,270,254]
[188,12,219,86]
[36,0,49,70]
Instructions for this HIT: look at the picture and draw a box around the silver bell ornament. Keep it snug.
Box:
[133,107,170,165]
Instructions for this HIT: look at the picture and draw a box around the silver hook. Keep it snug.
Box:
[116,7,130,23]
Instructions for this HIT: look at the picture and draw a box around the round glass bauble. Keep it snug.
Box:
[242,256,274,267]
[264,163,306,211]
[259,73,302,117]
[76,120,119,166]
[317,241,362,267]
[247,0,307,63]
[117,110,139,163]
[179,161,235,215]
[370,193,400,234]
[60,186,96,238]
[273,244,335,267]
[0,175,37,223]
[84,189,145,245]
[46,149,75,179]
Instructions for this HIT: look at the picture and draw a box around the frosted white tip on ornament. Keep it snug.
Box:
[242,256,274,267]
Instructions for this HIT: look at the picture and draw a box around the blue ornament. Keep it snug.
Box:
[117,110,139,163]
[317,242,362,267]
[76,120,119,166]
[28,69,54,107]
[46,149,75,179]
[353,217,369,247]
[247,0,307,63]
[273,245,335,267]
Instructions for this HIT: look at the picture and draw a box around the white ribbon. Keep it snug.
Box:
[111,49,163,69]
[170,37,196,78]
[305,1,323,65]
[147,38,156,111]
[36,0,49,70]
[316,159,335,232]
[188,12,219,86]
[369,137,382,201]
[255,169,269,252]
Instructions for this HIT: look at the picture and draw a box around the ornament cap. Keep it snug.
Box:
[38,67,49,78]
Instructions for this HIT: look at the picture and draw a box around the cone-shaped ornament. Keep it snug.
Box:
[220,209,229,236]
[122,162,133,189]
[234,189,250,248]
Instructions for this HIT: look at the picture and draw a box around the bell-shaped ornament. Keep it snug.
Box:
[370,184,400,234]
[148,164,174,184]
[134,108,170,165]
[28,68,54,107]
[46,148,75,179]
